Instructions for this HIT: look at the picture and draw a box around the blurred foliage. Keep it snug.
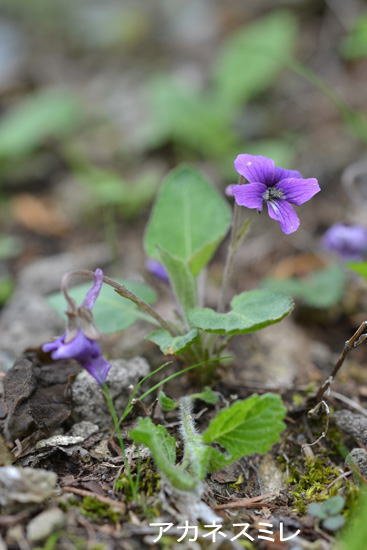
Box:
[0,276,14,306]
[144,11,297,170]
[0,89,82,172]
[75,164,160,219]
[0,235,23,260]
[341,14,367,60]
[213,11,297,106]
[348,261,367,279]
[308,495,345,532]
[338,490,367,550]
[262,265,346,309]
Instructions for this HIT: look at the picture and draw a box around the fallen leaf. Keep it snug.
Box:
[11,193,69,236]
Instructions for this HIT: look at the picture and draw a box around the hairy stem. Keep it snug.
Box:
[68,269,177,336]
[217,176,249,313]
[179,397,207,480]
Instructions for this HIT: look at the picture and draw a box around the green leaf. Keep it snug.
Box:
[0,90,82,160]
[188,289,293,335]
[321,496,345,516]
[262,266,346,309]
[214,11,297,105]
[191,387,219,405]
[341,15,367,60]
[130,417,195,491]
[323,515,345,532]
[144,165,231,276]
[76,164,159,218]
[146,77,237,158]
[348,261,367,280]
[0,277,14,306]
[47,279,157,333]
[339,489,367,549]
[147,328,199,355]
[158,391,178,412]
[307,502,327,519]
[0,235,23,260]
[158,248,197,313]
[203,393,286,464]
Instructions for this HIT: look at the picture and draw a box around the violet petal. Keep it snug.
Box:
[146,258,169,283]
[273,166,303,182]
[234,154,275,184]
[267,200,300,234]
[232,182,267,210]
[322,224,367,261]
[82,268,104,310]
[80,355,112,385]
[275,177,320,206]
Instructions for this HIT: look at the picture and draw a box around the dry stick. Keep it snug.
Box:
[214,493,275,511]
[62,486,125,511]
[313,320,367,405]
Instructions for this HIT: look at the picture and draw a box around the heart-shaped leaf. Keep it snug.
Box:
[147,328,199,355]
[203,393,286,466]
[188,289,293,334]
[144,165,231,276]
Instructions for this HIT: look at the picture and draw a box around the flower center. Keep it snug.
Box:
[262,186,285,201]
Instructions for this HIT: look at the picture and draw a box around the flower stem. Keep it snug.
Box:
[179,396,204,480]
[68,270,177,336]
[102,275,178,336]
[102,383,138,500]
[217,201,243,313]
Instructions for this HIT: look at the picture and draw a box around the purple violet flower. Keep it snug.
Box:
[225,184,235,197]
[322,223,367,261]
[231,154,320,234]
[42,268,111,385]
[145,258,169,283]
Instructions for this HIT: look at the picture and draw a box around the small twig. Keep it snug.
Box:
[62,486,125,511]
[303,401,330,452]
[314,320,367,405]
[0,511,30,527]
[326,470,352,490]
[214,493,275,511]
[330,391,367,417]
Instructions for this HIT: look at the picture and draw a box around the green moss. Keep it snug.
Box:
[289,457,344,514]
[80,496,122,524]
[114,458,160,500]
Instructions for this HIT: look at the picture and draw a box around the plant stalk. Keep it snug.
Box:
[102,383,138,499]
[217,176,248,313]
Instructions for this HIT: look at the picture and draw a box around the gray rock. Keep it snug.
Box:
[0,466,57,508]
[345,448,367,480]
[0,244,111,361]
[334,409,367,444]
[68,421,99,439]
[72,357,150,426]
[17,244,110,294]
[27,508,65,542]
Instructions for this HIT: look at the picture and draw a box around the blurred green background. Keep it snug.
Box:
[0,0,366,307]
